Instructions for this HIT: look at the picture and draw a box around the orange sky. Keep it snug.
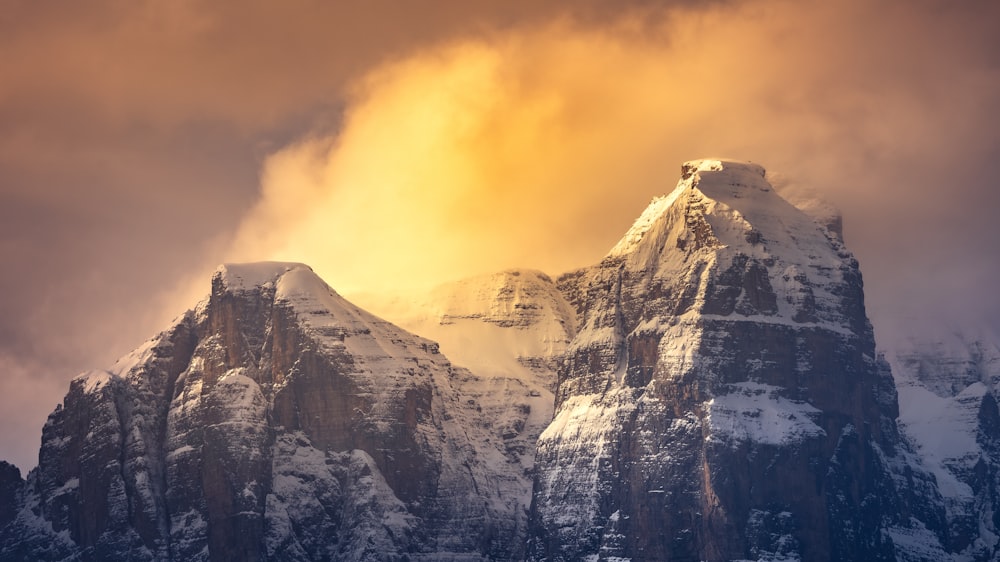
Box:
[2,0,1000,472]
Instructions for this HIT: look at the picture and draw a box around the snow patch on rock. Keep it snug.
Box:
[706,382,825,447]
[71,369,116,394]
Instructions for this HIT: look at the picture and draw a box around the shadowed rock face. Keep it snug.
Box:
[0,462,21,530]
[0,263,529,561]
[527,160,947,561]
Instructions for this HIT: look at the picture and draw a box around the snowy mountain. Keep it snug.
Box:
[1,159,996,561]
[0,263,538,561]
[362,269,577,493]
[529,159,948,561]
[885,328,1000,559]
[366,268,575,396]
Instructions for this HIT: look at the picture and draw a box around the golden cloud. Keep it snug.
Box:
[218,0,998,320]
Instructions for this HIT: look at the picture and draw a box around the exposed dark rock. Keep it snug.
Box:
[0,462,22,529]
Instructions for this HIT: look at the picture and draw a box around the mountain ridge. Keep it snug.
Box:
[1,159,994,561]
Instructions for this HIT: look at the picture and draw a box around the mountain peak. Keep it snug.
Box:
[600,158,862,331]
[214,261,313,291]
[608,158,771,259]
[680,157,766,180]
[534,160,941,561]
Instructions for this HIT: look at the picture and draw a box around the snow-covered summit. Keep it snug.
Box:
[601,157,859,332]
[214,261,314,291]
[608,159,765,258]
[682,157,766,178]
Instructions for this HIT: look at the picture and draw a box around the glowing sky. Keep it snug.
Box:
[2,0,999,472]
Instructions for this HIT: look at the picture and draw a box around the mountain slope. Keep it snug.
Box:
[388,269,575,388]
[362,269,576,494]
[886,328,1000,559]
[528,159,948,561]
[1,263,535,561]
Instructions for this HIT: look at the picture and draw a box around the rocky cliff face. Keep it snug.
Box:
[0,463,21,532]
[0,263,534,561]
[527,159,949,561]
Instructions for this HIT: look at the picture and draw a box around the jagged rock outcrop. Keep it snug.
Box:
[0,263,533,561]
[527,159,949,561]
[0,463,21,530]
